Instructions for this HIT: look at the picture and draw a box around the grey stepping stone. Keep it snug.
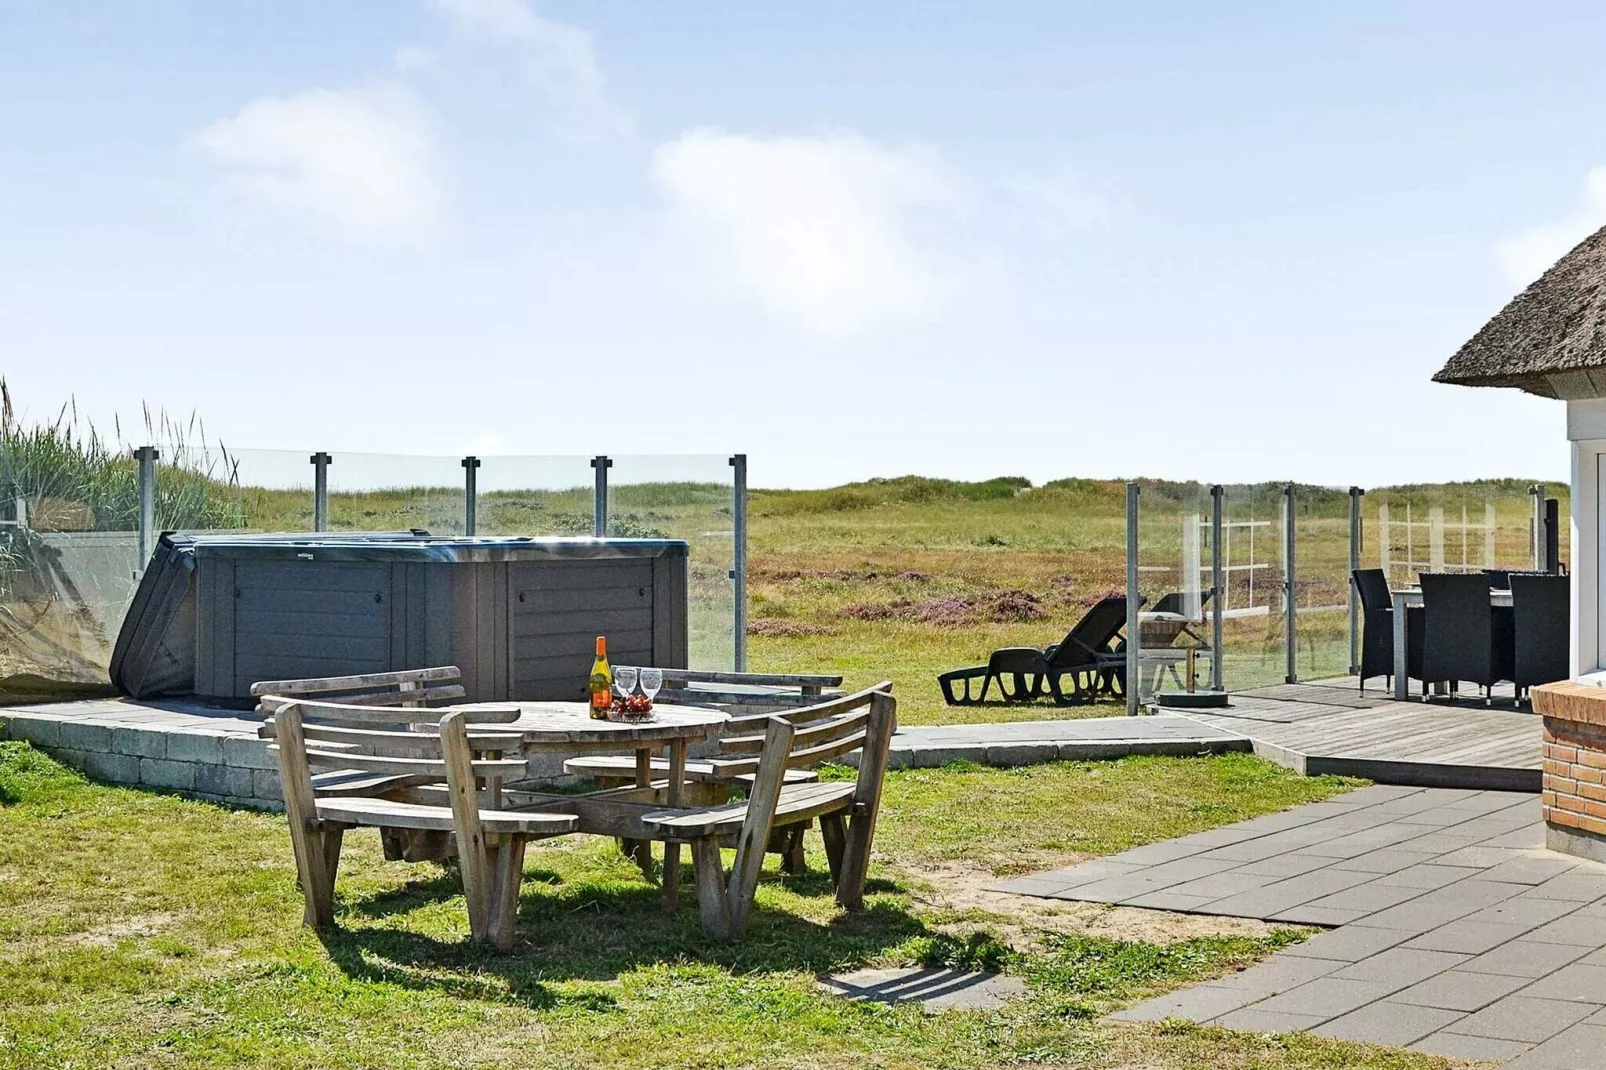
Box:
[1405,920,1532,955]
[1411,1030,1534,1061]
[1466,896,1584,930]
[1482,856,1583,886]
[1107,984,1254,1023]
[1268,904,1369,927]
[1121,891,1218,911]
[1505,1021,1606,1069]
[817,968,1027,1012]
[1331,947,1470,989]
[1109,840,1209,865]
[1310,999,1466,1047]
[1452,995,1600,1043]
[1161,872,1274,901]
[1295,879,1431,916]
[1374,864,1485,890]
[1249,977,1397,1021]
[1282,924,1413,962]
[1212,1007,1326,1033]
[1434,846,1528,869]
[1390,968,1534,1011]
[1526,872,1606,903]
[1228,853,1337,879]
[1363,879,1523,933]
[1331,849,1437,875]
[1206,953,1341,999]
[1523,914,1606,947]
[1517,962,1606,1003]
[1461,940,1592,979]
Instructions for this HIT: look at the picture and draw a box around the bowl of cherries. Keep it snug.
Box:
[608,693,655,723]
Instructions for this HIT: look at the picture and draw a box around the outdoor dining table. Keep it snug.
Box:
[460,699,729,809]
[458,699,730,906]
[1390,587,1512,700]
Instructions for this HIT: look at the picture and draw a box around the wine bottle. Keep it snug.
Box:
[588,636,613,719]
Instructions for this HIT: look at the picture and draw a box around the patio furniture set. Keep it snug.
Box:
[253,665,897,947]
[1353,568,1568,704]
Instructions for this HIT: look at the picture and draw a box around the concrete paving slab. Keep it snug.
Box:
[1516,963,1606,1004]
[1310,999,1467,1047]
[1450,996,1600,1043]
[1390,968,1534,1011]
[1504,1021,1606,1069]
[1405,920,1533,955]
[1411,1030,1535,1061]
[1281,925,1414,963]
[1107,984,1255,1023]
[1211,1007,1326,1033]
[1248,977,1397,1020]
[1460,940,1593,979]
[1329,947,1470,988]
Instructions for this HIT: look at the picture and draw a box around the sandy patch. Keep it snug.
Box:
[903,861,1290,951]
[69,912,177,948]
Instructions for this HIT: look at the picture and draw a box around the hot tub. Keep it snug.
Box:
[111,532,689,703]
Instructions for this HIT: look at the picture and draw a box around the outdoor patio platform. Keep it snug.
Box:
[1175,677,1542,792]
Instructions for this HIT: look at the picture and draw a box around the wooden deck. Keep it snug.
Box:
[1177,677,1541,792]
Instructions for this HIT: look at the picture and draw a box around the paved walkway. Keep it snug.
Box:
[995,786,1606,1066]
[888,715,1248,768]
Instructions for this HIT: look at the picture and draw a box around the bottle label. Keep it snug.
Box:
[589,673,611,709]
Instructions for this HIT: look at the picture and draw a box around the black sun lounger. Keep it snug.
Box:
[937,595,1139,706]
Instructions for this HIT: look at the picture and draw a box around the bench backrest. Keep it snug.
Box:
[271,704,522,888]
[702,684,897,933]
[616,666,845,710]
[250,666,466,711]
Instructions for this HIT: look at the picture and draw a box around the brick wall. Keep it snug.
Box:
[1542,716,1606,838]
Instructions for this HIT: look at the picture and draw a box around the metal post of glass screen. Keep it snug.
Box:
[462,456,480,536]
[590,456,611,537]
[310,452,331,532]
[1531,483,1544,570]
[1125,482,1140,716]
[730,454,748,672]
[1349,486,1363,675]
[1210,485,1224,692]
[135,445,158,572]
[1284,483,1297,685]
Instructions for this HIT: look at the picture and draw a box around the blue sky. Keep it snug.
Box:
[2,0,1603,488]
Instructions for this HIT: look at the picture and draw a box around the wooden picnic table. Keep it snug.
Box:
[458,699,729,903]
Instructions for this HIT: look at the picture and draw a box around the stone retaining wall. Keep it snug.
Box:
[0,709,282,810]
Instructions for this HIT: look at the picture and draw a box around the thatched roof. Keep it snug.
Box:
[1434,224,1606,398]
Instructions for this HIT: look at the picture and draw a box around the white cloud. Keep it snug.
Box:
[196,84,442,243]
[1004,170,1111,239]
[393,45,436,73]
[649,128,965,335]
[427,0,629,136]
[1497,167,1606,284]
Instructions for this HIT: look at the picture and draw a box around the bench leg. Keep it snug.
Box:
[661,841,682,914]
[486,835,527,951]
[780,824,807,875]
[690,837,731,939]
[819,812,846,886]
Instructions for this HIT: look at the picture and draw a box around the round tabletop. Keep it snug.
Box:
[459,700,728,749]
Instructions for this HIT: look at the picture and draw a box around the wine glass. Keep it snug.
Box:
[614,666,639,702]
[639,668,663,704]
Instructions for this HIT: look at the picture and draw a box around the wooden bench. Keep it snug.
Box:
[253,668,510,862]
[638,684,897,938]
[269,701,575,949]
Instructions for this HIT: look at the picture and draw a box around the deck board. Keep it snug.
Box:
[1178,677,1540,791]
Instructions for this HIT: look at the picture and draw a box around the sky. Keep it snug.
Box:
[2,0,1604,490]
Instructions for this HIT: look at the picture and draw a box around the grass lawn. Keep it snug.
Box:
[0,742,1461,1070]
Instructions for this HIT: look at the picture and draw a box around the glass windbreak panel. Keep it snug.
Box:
[608,456,735,672]
[1294,485,1353,682]
[325,452,465,534]
[1217,482,1287,691]
[1366,482,1541,591]
[1132,481,1212,705]
[474,457,596,536]
[0,427,141,696]
[228,448,311,531]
